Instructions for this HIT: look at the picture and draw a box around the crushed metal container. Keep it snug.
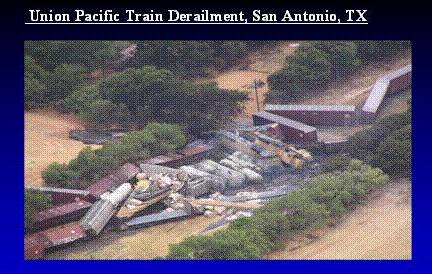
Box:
[103,183,133,207]
[180,165,227,194]
[124,208,191,229]
[33,200,92,231]
[139,164,184,178]
[195,160,246,188]
[80,199,116,236]
[185,177,212,197]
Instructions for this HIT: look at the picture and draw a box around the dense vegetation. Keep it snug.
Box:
[25,41,249,135]
[25,189,52,231]
[345,108,412,177]
[134,41,266,78]
[42,123,187,189]
[267,41,410,101]
[167,160,389,259]
[59,66,247,135]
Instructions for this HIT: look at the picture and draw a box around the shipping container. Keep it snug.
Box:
[265,104,356,126]
[86,163,139,199]
[33,200,92,231]
[80,199,116,236]
[24,233,48,259]
[41,222,87,248]
[361,64,411,121]
[25,185,91,205]
[252,111,317,143]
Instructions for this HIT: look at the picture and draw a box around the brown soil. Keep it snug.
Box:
[46,215,221,259]
[210,42,300,117]
[25,109,101,185]
[301,52,412,106]
[268,180,412,260]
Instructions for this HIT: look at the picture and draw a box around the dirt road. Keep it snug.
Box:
[269,180,412,260]
[212,42,299,116]
[301,53,412,106]
[25,110,100,185]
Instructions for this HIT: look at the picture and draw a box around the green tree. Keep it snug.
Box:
[312,41,361,79]
[46,64,86,102]
[374,125,411,176]
[25,56,49,109]
[25,189,52,231]
[42,162,77,187]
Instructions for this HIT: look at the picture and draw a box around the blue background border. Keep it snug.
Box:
[2,1,431,273]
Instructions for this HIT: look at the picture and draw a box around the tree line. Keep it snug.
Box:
[25,41,249,136]
[167,160,389,259]
[267,41,410,102]
[42,123,187,189]
[134,41,267,78]
[321,99,412,178]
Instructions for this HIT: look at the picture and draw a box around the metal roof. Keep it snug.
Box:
[253,111,317,133]
[362,79,390,113]
[34,200,92,222]
[41,222,86,248]
[265,104,355,112]
[362,64,411,114]
[125,209,190,227]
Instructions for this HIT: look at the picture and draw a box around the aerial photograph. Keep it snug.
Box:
[24,40,412,260]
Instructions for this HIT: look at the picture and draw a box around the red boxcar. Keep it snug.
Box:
[33,200,92,231]
[86,163,139,199]
[24,233,48,259]
[265,104,356,126]
[253,111,317,143]
[42,222,87,248]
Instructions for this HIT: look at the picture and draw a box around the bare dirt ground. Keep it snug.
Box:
[47,215,221,259]
[25,110,101,185]
[268,179,412,260]
[211,42,299,116]
[301,52,412,106]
